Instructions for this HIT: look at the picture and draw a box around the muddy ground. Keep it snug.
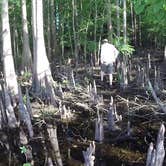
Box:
[0,52,166,166]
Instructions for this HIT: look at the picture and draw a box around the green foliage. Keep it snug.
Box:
[113,37,135,57]
[22,71,32,80]
[86,41,97,53]
[23,163,31,166]
[120,44,135,57]
[20,71,32,83]
[20,146,27,154]
[133,0,166,42]
[20,146,32,166]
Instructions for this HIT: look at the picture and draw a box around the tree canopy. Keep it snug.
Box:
[0,0,166,65]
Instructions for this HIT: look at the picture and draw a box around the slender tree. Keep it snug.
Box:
[21,0,32,72]
[50,0,57,57]
[130,0,136,45]
[72,0,78,67]
[123,0,127,45]
[1,0,18,98]
[107,0,113,41]
[47,0,51,59]
[94,0,98,65]
[116,0,120,37]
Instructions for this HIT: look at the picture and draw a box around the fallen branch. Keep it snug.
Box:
[116,95,142,107]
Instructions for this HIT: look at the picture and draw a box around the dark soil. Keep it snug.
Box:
[0,54,166,166]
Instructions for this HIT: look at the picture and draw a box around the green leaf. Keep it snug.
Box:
[20,146,27,154]
[134,0,146,14]
[23,163,31,166]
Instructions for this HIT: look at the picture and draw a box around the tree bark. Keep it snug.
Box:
[107,0,113,41]
[50,0,57,57]
[138,15,142,47]
[72,0,78,67]
[44,0,51,59]
[32,0,52,91]
[130,1,136,45]
[116,0,120,37]
[164,46,166,60]
[1,0,18,98]
[123,0,127,45]
[32,0,58,106]
[21,0,32,72]
[94,0,98,65]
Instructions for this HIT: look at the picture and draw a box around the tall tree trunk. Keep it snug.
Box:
[32,0,51,90]
[130,1,136,46]
[72,0,78,67]
[123,0,127,45]
[116,0,120,37]
[94,0,98,65]
[46,0,51,59]
[50,0,57,58]
[11,10,21,71]
[1,0,18,98]
[134,12,137,46]
[21,0,32,72]
[61,22,64,64]
[32,0,37,84]
[32,0,57,106]
[107,0,112,41]
[138,15,142,47]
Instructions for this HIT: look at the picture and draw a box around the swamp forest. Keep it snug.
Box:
[0,0,166,166]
